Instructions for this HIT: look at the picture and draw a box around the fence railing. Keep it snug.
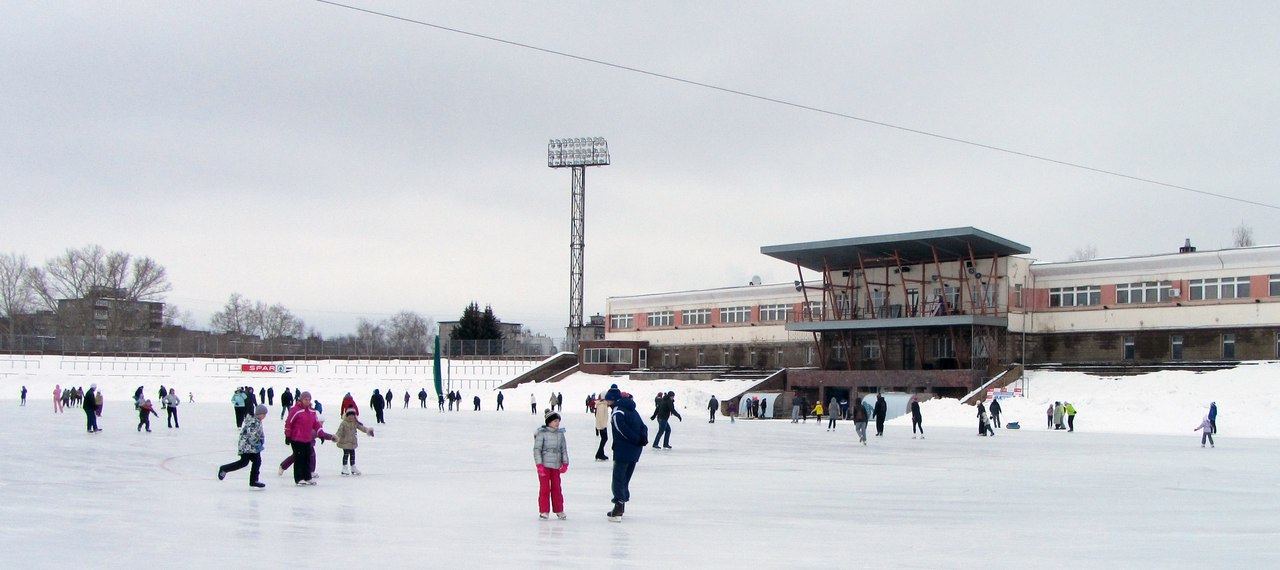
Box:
[0,334,553,359]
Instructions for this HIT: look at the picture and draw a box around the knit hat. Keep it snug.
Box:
[255,404,268,416]
[604,384,621,402]
[545,412,561,425]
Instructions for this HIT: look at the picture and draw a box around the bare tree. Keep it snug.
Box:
[210,293,255,335]
[0,253,37,339]
[1068,244,1099,262]
[1233,223,1255,247]
[256,302,305,340]
[162,304,194,329]
[29,245,171,310]
[385,310,433,354]
[356,318,386,355]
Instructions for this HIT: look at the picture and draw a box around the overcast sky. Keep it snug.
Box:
[4,1,1278,339]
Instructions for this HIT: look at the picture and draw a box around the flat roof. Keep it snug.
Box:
[761,227,1031,271]
[785,314,1009,332]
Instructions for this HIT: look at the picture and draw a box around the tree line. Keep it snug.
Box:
[1,245,508,355]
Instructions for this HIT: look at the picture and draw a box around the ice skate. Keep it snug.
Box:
[250,481,265,489]
[556,512,567,520]
[277,466,285,477]
[606,501,625,522]
[341,465,351,476]
[217,468,226,481]
[350,466,362,476]
[539,512,549,520]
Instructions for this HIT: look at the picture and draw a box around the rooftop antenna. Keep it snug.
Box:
[548,137,610,352]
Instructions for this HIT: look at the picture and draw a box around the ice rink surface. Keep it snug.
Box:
[3,396,1275,569]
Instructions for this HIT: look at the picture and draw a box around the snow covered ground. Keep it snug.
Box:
[2,357,1279,567]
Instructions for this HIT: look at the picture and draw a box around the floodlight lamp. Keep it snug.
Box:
[547,137,610,168]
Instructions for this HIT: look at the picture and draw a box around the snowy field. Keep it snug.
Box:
[3,358,1279,568]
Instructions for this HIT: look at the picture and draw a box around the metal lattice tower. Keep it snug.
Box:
[547,137,610,352]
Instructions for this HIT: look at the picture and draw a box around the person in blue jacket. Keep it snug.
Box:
[605,385,647,522]
[1208,401,1218,434]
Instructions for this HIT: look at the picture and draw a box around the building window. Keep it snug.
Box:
[931,335,955,358]
[1116,281,1173,304]
[1012,284,1023,308]
[582,348,633,365]
[647,311,673,328]
[969,282,995,309]
[1190,277,1251,301]
[837,291,853,319]
[722,349,729,365]
[1270,275,1280,297]
[682,309,710,326]
[1276,333,1280,359]
[1222,334,1236,359]
[803,299,824,317]
[719,306,751,324]
[1171,335,1184,360]
[1122,335,1135,361]
[609,314,633,329]
[1049,285,1101,307]
[807,345,815,365]
[759,304,792,322]
[776,349,784,367]
[862,340,880,360]
[697,351,705,366]
[942,285,961,310]
[972,337,989,358]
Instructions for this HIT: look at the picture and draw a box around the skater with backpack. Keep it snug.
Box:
[137,399,158,432]
[606,386,647,522]
[852,396,869,444]
[650,391,682,449]
[218,404,268,488]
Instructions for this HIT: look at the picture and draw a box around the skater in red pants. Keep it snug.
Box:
[534,412,569,520]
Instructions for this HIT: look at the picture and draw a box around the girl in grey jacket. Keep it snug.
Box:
[534,412,570,520]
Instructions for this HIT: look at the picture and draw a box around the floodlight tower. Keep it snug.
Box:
[547,137,610,353]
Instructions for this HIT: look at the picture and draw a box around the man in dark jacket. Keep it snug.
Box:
[607,388,647,522]
[707,396,719,423]
[371,389,386,424]
[873,394,888,436]
[990,397,1003,428]
[280,388,294,420]
[650,391,682,449]
[84,384,101,433]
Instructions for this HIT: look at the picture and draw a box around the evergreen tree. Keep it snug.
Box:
[451,302,504,355]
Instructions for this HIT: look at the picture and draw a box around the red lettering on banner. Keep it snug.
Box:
[240,364,277,373]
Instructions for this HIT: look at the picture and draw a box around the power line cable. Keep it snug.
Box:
[312,0,1279,211]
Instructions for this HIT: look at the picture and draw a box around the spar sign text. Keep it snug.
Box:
[241,364,294,373]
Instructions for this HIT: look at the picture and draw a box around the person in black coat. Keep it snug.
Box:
[371,389,386,424]
[606,388,647,522]
[83,384,101,433]
[990,398,1002,429]
[649,391,682,449]
[873,394,888,436]
[910,397,924,439]
[280,388,294,420]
